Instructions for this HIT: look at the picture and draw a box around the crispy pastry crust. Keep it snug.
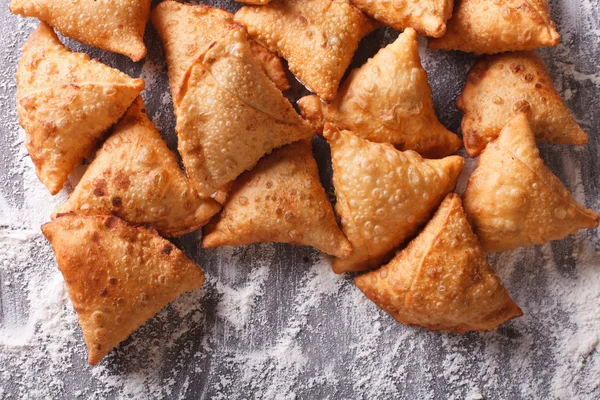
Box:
[42,214,205,365]
[324,124,464,273]
[355,193,523,333]
[10,0,151,61]
[53,97,221,237]
[16,23,144,195]
[463,113,599,252]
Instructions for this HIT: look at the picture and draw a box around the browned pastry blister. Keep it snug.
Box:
[457,51,588,157]
[10,0,151,61]
[202,140,353,258]
[355,194,523,333]
[52,97,222,237]
[151,0,289,101]
[42,214,205,365]
[235,0,379,101]
[428,0,560,54]
[463,113,599,252]
[349,0,453,37]
[16,22,144,195]
[298,28,461,158]
[324,124,464,273]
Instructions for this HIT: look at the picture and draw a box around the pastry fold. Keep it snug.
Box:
[324,124,464,273]
[151,0,289,101]
[53,97,221,237]
[16,23,144,195]
[202,140,352,258]
[349,0,453,37]
[172,28,314,197]
[42,214,205,365]
[298,28,461,158]
[458,51,588,157]
[10,0,151,61]
[428,0,560,54]
[463,113,599,252]
[235,0,378,101]
[355,193,523,333]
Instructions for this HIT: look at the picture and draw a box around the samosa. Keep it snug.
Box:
[10,0,151,61]
[171,28,314,197]
[151,0,289,101]
[349,0,453,37]
[203,140,352,258]
[428,0,560,54]
[463,113,599,252]
[355,193,523,333]
[457,51,588,157]
[235,0,378,101]
[16,23,144,195]
[325,124,464,273]
[42,214,205,365]
[53,97,221,237]
[298,28,461,158]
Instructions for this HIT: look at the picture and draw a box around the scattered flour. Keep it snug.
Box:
[1,0,600,399]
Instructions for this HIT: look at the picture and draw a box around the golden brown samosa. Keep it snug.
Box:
[428,0,560,54]
[173,28,314,197]
[202,140,352,258]
[10,0,151,61]
[53,98,221,237]
[325,124,464,273]
[463,113,599,252]
[457,51,588,157]
[235,0,378,101]
[16,23,144,195]
[151,0,289,100]
[355,193,523,333]
[349,0,453,37]
[42,214,205,365]
[236,0,272,4]
[298,28,461,159]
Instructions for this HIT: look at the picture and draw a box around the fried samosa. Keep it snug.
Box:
[53,98,221,237]
[355,193,523,333]
[16,23,144,195]
[236,0,272,4]
[298,28,461,158]
[349,0,453,37]
[428,0,560,54]
[458,51,588,157]
[10,0,151,61]
[325,124,464,273]
[203,140,352,258]
[463,113,599,252]
[235,0,378,101]
[151,0,289,100]
[171,28,314,197]
[42,214,205,365]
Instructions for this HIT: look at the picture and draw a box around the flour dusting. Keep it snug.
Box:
[1,0,600,398]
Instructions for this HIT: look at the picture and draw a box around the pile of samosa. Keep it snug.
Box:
[9,0,598,365]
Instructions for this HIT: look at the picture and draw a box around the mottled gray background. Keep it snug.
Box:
[1,0,599,399]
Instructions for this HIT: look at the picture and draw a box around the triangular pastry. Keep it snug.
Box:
[428,0,560,54]
[16,23,144,195]
[235,0,378,101]
[236,0,272,4]
[463,113,599,252]
[349,0,453,37]
[457,51,588,157]
[298,28,461,159]
[10,0,151,61]
[202,140,353,258]
[42,214,205,365]
[53,97,222,237]
[173,28,314,197]
[151,0,289,102]
[324,124,464,273]
[355,193,523,333]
